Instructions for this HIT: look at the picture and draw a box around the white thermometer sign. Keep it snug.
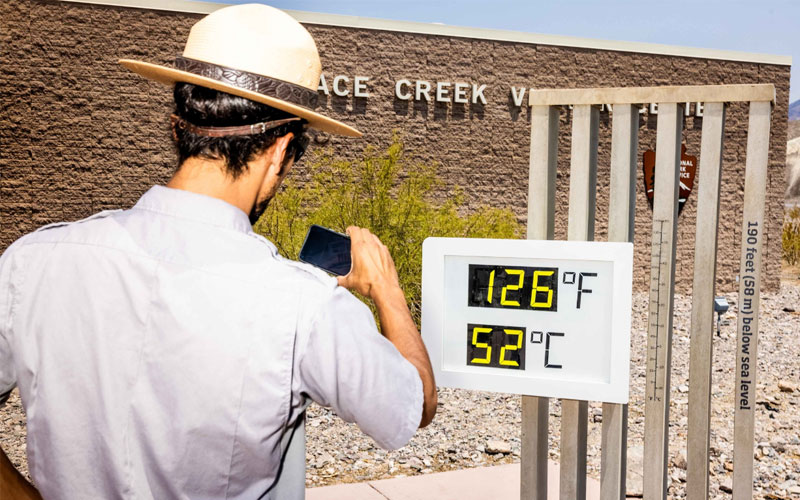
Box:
[421,238,633,403]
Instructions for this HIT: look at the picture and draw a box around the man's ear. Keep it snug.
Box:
[266,132,294,176]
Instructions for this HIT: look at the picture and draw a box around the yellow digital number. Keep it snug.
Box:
[499,329,523,367]
[500,269,524,307]
[530,270,554,308]
[487,269,495,304]
[470,326,492,364]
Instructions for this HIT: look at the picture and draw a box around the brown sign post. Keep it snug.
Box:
[643,144,697,213]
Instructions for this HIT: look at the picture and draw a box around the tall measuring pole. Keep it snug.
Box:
[643,102,684,500]
[732,101,772,500]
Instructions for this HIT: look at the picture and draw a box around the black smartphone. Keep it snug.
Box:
[299,225,352,276]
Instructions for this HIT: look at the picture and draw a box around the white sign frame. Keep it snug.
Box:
[421,237,633,404]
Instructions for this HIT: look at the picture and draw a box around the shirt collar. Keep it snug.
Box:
[133,185,254,234]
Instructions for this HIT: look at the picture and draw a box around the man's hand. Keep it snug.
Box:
[336,227,399,299]
[337,226,437,428]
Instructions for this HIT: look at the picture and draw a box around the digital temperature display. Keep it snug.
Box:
[466,323,526,370]
[468,265,558,311]
[421,237,633,403]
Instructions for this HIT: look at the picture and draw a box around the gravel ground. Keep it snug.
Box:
[2,283,799,498]
[303,282,800,499]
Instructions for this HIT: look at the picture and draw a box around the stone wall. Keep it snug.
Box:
[0,0,791,292]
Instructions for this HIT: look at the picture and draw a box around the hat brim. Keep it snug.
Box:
[119,59,362,138]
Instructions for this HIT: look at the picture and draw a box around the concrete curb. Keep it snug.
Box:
[306,461,601,500]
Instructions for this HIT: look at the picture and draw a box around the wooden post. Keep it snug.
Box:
[686,101,726,500]
[522,105,560,500]
[732,100,772,500]
[607,104,639,244]
[601,103,638,500]
[561,399,589,499]
[643,102,684,500]
[527,105,560,241]
[561,104,599,500]
[566,105,599,241]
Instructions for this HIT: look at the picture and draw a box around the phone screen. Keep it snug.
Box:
[299,225,352,276]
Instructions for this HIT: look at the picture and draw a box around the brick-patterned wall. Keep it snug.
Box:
[0,0,790,292]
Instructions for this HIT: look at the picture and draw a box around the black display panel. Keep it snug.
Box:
[466,323,526,370]
[468,265,558,311]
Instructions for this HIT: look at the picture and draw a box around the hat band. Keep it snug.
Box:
[174,56,319,110]
[170,114,302,137]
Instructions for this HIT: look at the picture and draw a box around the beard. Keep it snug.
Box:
[249,158,292,225]
[248,196,272,225]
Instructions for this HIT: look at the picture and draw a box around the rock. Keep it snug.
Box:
[407,457,423,470]
[671,450,687,469]
[778,380,797,393]
[770,437,787,453]
[485,440,512,454]
[678,384,689,393]
[719,478,733,493]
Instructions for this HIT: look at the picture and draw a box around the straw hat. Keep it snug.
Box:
[119,3,361,137]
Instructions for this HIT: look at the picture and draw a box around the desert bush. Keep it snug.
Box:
[784,207,800,266]
[254,135,523,324]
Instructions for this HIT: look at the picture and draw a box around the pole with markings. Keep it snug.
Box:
[643,102,683,500]
[732,100,771,500]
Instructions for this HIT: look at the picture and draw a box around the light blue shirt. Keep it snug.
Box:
[0,185,422,500]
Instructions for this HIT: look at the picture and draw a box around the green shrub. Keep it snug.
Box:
[253,135,523,324]
[784,207,800,266]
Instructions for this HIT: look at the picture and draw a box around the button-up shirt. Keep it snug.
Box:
[0,186,423,500]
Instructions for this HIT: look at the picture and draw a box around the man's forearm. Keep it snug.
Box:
[336,226,437,427]
[0,445,42,500]
[373,284,437,427]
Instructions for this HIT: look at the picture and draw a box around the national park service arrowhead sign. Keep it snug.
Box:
[642,144,697,214]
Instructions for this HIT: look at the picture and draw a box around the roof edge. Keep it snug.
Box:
[58,0,793,66]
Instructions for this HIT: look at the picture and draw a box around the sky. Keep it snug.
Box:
[210,0,798,105]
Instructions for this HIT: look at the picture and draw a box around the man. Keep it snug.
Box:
[0,4,436,499]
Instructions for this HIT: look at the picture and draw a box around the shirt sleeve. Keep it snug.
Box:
[0,333,13,407]
[296,287,423,450]
[0,242,19,406]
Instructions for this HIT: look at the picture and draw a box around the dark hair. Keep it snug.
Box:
[172,82,308,179]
